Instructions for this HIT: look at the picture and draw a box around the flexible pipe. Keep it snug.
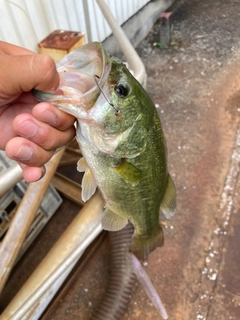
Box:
[90,223,135,320]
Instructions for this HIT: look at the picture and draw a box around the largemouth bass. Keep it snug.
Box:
[34,42,176,260]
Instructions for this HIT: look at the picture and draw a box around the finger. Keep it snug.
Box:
[0,54,59,98]
[19,164,46,183]
[0,41,33,55]
[32,102,76,131]
[12,113,75,151]
[5,137,55,167]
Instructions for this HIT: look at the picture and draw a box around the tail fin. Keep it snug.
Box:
[129,226,164,260]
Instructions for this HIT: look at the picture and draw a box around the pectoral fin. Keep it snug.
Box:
[160,174,176,219]
[102,207,128,231]
[77,157,88,172]
[112,160,142,186]
[77,157,97,202]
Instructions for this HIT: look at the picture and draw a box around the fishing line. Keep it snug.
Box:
[94,75,120,115]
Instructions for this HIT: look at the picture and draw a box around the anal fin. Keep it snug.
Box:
[102,207,128,231]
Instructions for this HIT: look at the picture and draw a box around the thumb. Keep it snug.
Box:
[0,54,59,102]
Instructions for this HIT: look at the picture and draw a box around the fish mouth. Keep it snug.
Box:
[33,42,111,116]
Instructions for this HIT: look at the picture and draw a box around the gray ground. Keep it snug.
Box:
[131,0,240,318]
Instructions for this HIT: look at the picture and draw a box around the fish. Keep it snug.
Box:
[33,42,176,260]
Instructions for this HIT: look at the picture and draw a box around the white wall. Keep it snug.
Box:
[0,0,150,52]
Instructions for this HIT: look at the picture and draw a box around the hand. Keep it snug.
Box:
[0,41,76,182]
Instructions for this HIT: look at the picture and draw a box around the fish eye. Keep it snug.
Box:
[115,82,131,98]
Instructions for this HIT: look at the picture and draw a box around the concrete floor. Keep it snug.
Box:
[1,0,240,319]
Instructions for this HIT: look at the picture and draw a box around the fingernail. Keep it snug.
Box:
[37,166,46,180]
[22,120,38,138]
[14,145,33,161]
[41,110,57,125]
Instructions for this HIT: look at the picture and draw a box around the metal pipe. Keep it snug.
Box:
[0,148,65,295]
[0,192,103,320]
[95,0,147,87]
[0,163,23,198]
[82,0,93,43]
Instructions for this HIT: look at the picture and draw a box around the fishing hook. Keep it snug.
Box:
[94,75,120,116]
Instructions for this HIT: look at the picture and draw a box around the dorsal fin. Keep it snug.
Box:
[160,174,176,219]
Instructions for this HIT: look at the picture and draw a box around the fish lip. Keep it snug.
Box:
[33,42,112,113]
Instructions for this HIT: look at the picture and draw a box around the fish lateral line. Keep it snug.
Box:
[94,74,120,116]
